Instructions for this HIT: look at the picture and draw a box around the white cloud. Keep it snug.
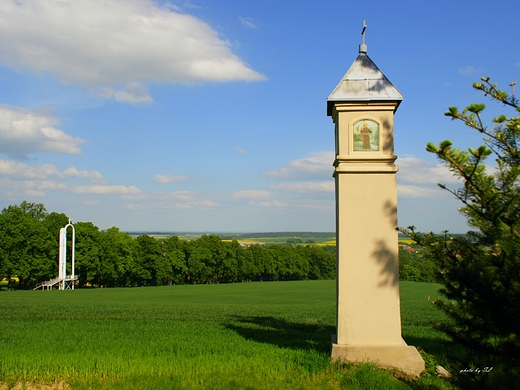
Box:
[263,151,334,180]
[457,66,485,77]
[235,146,246,154]
[271,181,334,193]
[0,176,68,197]
[37,181,69,191]
[397,184,441,198]
[397,156,459,185]
[174,199,218,209]
[98,82,154,104]
[263,154,458,200]
[24,189,46,197]
[395,156,462,198]
[180,2,203,11]
[0,0,265,87]
[0,105,86,157]
[143,190,219,209]
[249,200,287,208]
[62,167,105,182]
[165,190,195,200]
[233,190,273,199]
[239,17,257,29]
[0,159,103,182]
[0,159,118,198]
[154,174,189,184]
[283,199,333,212]
[71,185,142,195]
[0,159,59,179]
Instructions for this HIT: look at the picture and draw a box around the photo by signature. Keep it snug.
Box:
[459,367,494,374]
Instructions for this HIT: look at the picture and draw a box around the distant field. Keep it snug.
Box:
[126,233,435,247]
[0,281,457,389]
[238,236,335,245]
[127,232,337,246]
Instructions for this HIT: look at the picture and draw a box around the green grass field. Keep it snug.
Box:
[0,281,458,389]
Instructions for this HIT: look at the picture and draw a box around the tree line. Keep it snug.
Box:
[0,201,336,289]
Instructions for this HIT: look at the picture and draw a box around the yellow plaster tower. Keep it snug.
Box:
[327,22,424,376]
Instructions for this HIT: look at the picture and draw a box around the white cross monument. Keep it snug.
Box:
[58,219,77,290]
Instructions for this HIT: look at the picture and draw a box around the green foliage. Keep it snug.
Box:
[401,78,520,388]
[399,247,436,283]
[0,204,336,289]
[75,221,105,287]
[0,202,55,288]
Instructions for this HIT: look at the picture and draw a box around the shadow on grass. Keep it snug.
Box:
[405,335,467,369]
[224,315,335,354]
[402,336,469,390]
[226,317,463,389]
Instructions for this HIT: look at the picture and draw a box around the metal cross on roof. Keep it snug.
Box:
[359,20,368,53]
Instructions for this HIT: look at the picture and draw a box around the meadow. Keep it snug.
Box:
[0,281,458,389]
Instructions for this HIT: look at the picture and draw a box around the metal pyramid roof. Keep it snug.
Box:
[327,53,403,116]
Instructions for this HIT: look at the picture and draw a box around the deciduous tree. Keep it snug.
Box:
[0,203,55,288]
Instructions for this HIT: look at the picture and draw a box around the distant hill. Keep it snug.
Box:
[126,231,335,238]
[222,232,335,239]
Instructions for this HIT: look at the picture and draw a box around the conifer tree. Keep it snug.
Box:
[401,78,520,388]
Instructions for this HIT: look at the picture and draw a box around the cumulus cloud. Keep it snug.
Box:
[0,176,67,197]
[174,199,218,209]
[71,185,142,195]
[233,190,273,199]
[0,156,157,203]
[271,181,334,193]
[239,17,258,29]
[397,184,440,198]
[457,66,485,77]
[0,159,59,179]
[0,105,86,157]
[98,82,154,104]
[263,151,334,180]
[154,174,189,184]
[145,190,219,209]
[162,190,195,200]
[0,0,265,87]
[62,167,105,182]
[396,156,462,198]
[0,159,103,182]
[397,156,459,185]
[249,200,287,208]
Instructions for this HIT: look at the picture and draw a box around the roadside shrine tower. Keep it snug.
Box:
[326,22,424,375]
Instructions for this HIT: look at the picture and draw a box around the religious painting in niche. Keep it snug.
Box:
[353,119,379,151]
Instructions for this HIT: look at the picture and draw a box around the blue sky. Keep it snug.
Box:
[0,0,518,233]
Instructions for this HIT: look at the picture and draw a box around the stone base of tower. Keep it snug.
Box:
[331,340,425,376]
